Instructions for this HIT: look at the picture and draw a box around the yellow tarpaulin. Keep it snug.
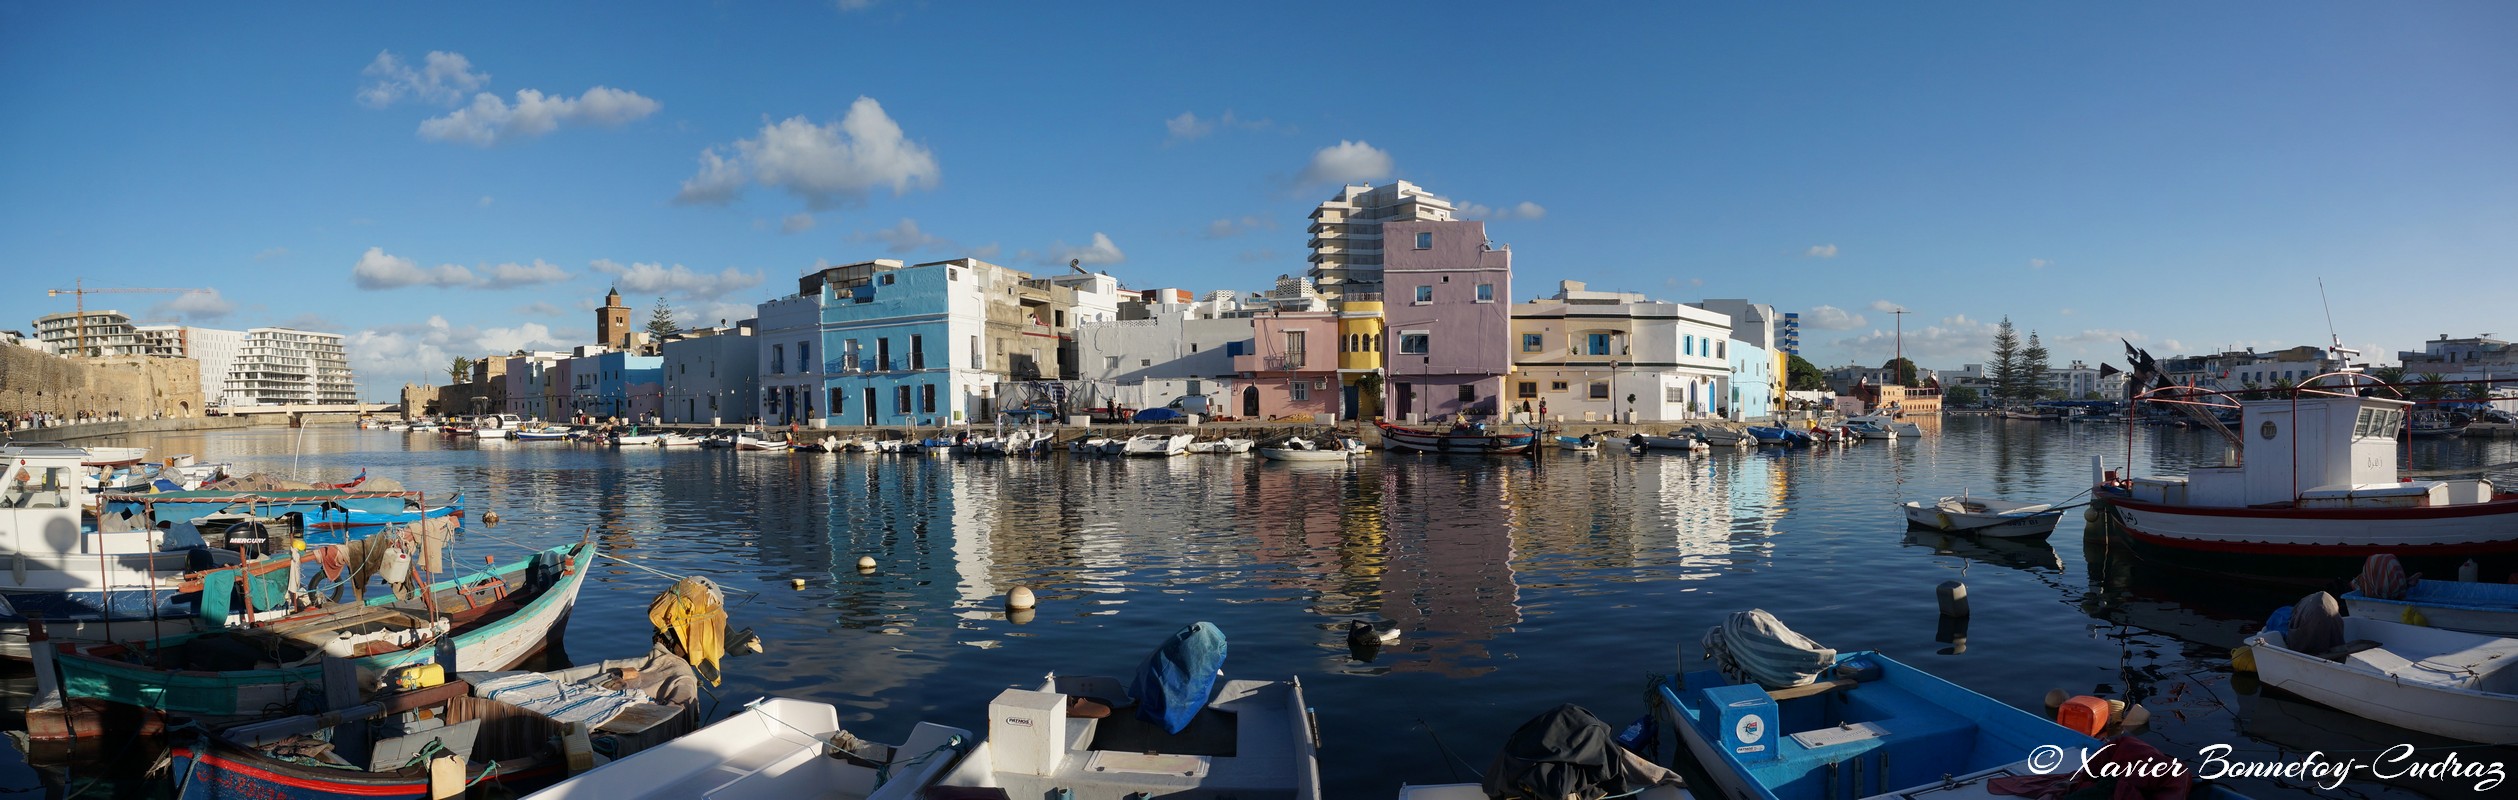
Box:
[648,576,728,686]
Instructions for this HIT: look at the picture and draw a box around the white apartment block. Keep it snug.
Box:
[224,327,356,406]
[1305,181,1456,296]
[1510,281,1734,423]
[32,310,142,357]
[135,325,246,405]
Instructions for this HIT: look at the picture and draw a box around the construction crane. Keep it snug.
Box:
[44,278,213,357]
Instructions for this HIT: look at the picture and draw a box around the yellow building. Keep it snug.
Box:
[1337,297,1384,419]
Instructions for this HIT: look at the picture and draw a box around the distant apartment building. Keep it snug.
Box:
[1305,181,1456,299]
[2160,345,2345,393]
[2398,334,2517,383]
[135,324,245,406]
[1510,280,1731,423]
[33,310,142,357]
[1381,220,1512,421]
[225,327,355,406]
[660,323,758,424]
[1777,312,1801,356]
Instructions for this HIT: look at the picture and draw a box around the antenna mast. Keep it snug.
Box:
[2317,278,2362,371]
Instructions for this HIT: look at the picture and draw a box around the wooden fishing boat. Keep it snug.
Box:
[2344,580,2518,636]
[169,679,572,800]
[52,542,589,723]
[1375,421,1536,455]
[1899,494,2065,539]
[527,697,972,799]
[2247,613,2518,743]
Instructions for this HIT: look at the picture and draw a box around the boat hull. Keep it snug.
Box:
[2249,621,2518,743]
[1899,502,2062,539]
[171,746,559,800]
[1376,422,1535,454]
[1257,448,1351,462]
[2343,584,2518,636]
[2105,494,2518,575]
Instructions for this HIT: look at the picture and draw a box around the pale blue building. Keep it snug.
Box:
[1727,339,1774,421]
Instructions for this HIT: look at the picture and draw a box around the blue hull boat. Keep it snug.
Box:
[1662,650,2250,800]
[1745,426,1813,446]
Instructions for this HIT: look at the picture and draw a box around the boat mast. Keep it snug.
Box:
[1890,307,1909,388]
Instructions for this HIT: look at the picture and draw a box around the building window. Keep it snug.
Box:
[1551,381,1569,391]
[1414,231,1433,249]
[1717,340,1726,359]
[798,342,810,372]
[1591,382,1610,400]
[1141,358,1152,367]
[1190,343,1198,353]
[895,385,912,413]
[1105,356,1120,370]
[1457,384,1476,402]
[1666,386,1686,403]
[1398,333,1429,355]
[1587,333,1611,356]
[1054,310,1065,327]
[1292,382,1309,401]
[881,274,896,285]
[1476,283,1494,302]
[1684,336,1694,356]
[1414,285,1433,303]
[1522,333,1542,352]
[911,334,926,370]
[831,388,845,416]
[1517,381,1538,399]
[772,344,785,374]
[921,384,937,413]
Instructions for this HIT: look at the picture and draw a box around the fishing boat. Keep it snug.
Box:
[1257,437,1359,462]
[2246,605,2518,743]
[1842,419,1897,440]
[1124,433,1194,457]
[1662,612,2229,800]
[106,490,463,541]
[52,541,589,724]
[1843,414,1924,438]
[512,428,572,441]
[657,433,705,448]
[2406,408,2469,438]
[733,435,790,452]
[2342,574,2518,636]
[1555,434,1602,452]
[2097,391,2518,576]
[0,443,251,659]
[1070,436,1117,455]
[1684,425,1752,447]
[931,622,1321,799]
[169,678,576,799]
[1375,421,1537,455]
[1742,426,1807,447]
[1186,437,1254,454]
[1899,493,2066,539]
[1397,704,1686,800]
[611,432,661,446]
[526,697,972,799]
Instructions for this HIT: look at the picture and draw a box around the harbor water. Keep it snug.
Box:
[12,417,2516,798]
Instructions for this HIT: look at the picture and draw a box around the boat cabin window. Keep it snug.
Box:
[4,465,72,508]
[2352,407,2404,439]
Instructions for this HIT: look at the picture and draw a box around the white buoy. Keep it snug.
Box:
[2460,559,2481,583]
[482,510,501,524]
[856,556,877,570]
[2083,506,2101,524]
[1006,585,1037,610]
[1936,580,1970,618]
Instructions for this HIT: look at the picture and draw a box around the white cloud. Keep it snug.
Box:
[1458,200,1548,221]
[154,289,235,321]
[968,242,1002,260]
[480,259,572,288]
[1832,314,2004,363]
[695,302,758,329]
[2029,258,2049,269]
[781,213,817,234]
[835,0,878,10]
[1297,140,1393,186]
[352,247,476,289]
[856,218,953,253]
[2059,308,2076,316]
[357,50,488,108]
[1166,112,1214,142]
[1806,244,1839,259]
[346,315,581,391]
[1203,216,1272,239]
[1021,232,1125,268]
[1868,299,1903,313]
[478,195,495,207]
[515,302,567,317]
[418,86,661,146]
[674,97,940,210]
[590,259,765,301]
[2159,339,2186,353]
[1802,305,1866,330]
[253,247,290,262]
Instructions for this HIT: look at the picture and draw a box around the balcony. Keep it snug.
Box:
[1234,352,1312,373]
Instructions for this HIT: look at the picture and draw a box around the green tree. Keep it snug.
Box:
[1786,354,1827,391]
[2021,331,2051,401]
[2364,365,2407,397]
[2411,373,2451,401]
[1945,384,1981,406]
[1989,317,2021,403]
[646,297,679,341]
[448,356,473,385]
[1881,357,1922,388]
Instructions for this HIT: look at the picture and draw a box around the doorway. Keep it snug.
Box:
[1243,385,1260,418]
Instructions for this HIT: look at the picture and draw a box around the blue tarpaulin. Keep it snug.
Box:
[1129,621,1227,735]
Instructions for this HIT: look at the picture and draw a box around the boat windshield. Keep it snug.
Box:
[4,465,73,509]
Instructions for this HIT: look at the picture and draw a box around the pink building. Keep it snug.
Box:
[1233,310,1342,420]
[1380,220,1513,421]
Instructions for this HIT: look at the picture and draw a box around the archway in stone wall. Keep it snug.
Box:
[179,401,191,417]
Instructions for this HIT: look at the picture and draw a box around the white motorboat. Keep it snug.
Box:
[1843,419,1897,440]
[1124,433,1194,457]
[0,443,245,658]
[1554,434,1602,452]
[932,672,1321,799]
[735,435,790,452]
[526,697,973,799]
[2247,611,2518,743]
[1846,413,1925,438]
[612,433,663,446]
[1631,433,1706,452]
[658,433,707,447]
[1070,436,1116,455]
[1256,437,1360,462]
[1899,494,2065,538]
[1186,437,1254,454]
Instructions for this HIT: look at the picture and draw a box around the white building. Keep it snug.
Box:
[659,325,756,424]
[1305,181,1456,297]
[1075,290,1250,410]
[137,325,246,406]
[1509,281,1733,423]
[32,310,142,357]
[1690,299,1780,352]
[225,327,355,406]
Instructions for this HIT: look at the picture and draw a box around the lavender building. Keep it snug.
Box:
[1380,220,1512,421]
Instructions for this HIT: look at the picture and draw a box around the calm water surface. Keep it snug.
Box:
[14,418,2518,798]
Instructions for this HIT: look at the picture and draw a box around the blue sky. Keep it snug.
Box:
[5,2,2514,397]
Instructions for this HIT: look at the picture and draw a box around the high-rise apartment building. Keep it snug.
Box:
[1304,181,1456,297]
[32,310,142,357]
[135,325,246,404]
[225,327,356,406]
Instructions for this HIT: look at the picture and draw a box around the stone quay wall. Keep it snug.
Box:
[0,346,206,420]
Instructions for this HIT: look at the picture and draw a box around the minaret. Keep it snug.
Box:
[598,287,631,349]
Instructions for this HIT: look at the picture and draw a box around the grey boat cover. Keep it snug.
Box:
[1481,704,1680,800]
[1701,609,1836,689]
[2286,591,2344,655]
